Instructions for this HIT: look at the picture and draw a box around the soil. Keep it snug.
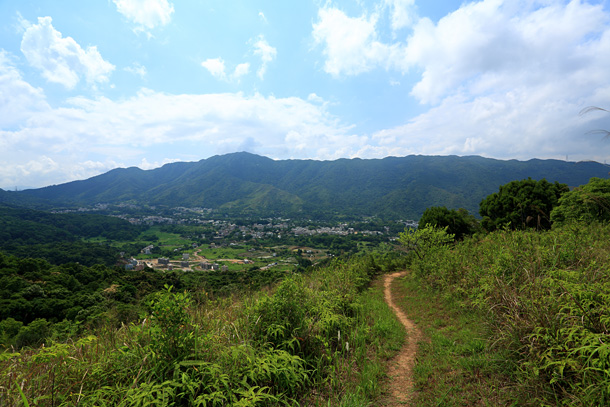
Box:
[383,271,422,406]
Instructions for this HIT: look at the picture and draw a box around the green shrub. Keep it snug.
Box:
[147,285,198,374]
[409,222,610,405]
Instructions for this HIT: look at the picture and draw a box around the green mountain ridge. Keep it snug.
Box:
[8,152,610,219]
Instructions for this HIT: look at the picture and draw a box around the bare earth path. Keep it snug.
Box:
[383,271,422,406]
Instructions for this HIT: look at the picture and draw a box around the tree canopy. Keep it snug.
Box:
[398,225,455,260]
[418,206,478,240]
[551,177,610,224]
[479,178,568,231]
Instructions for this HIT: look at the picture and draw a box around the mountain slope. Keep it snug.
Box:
[15,153,610,219]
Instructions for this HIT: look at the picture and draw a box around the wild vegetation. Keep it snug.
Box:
[2,175,610,405]
[0,251,408,406]
[479,178,569,231]
[398,177,610,405]
[0,205,141,266]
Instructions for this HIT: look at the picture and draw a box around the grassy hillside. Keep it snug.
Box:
[403,222,610,405]
[0,251,408,406]
[2,212,609,405]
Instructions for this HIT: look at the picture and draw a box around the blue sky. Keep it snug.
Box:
[1,0,610,189]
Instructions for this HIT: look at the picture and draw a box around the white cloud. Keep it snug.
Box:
[0,50,49,129]
[0,56,363,187]
[401,0,609,104]
[384,0,417,31]
[15,11,31,34]
[113,0,174,33]
[252,36,276,79]
[307,93,324,104]
[312,1,609,101]
[312,7,395,76]
[233,63,251,80]
[4,0,610,189]
[57,90,358,154]
[138,157,181,170]
[20,16,115,89]
[202,36,275,83]
[258,11,268,24]
[201,58,250,83]
[201,58,226,80]
[371,77,610,163]
[124,62,147,78]
[311,0,610,163]
[379,0,610,162]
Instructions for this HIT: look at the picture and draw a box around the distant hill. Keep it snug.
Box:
[9,153,610,219]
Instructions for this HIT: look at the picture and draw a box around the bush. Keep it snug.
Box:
[409,223,610,405]
[15,318,50,348]
[147,285,197,373]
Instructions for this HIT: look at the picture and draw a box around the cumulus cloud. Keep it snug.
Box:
[233,63,251,80]
[0,50,49,129]
[252,35,276,79]
[124,62,147,78]
[138,157,181,170]
[20,16,115,89]
[201,58,250,83]
[402,0,609,104]
[314,0,609,103]
[307,93,324,104]
[313,0,610,162]
[384,0,417,31]
[201,36,275,82]
[201,58,226,80]
[0,55,361,187]
[312,7,396,76]
[58,90,358,155]
[5,0,610,189]
[113,0,174,33]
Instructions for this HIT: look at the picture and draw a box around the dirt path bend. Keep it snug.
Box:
[384,271,422,406]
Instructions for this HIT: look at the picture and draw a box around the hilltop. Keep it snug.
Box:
[6,152,610,219]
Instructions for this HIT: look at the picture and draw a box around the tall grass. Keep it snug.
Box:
[408,222,610,406]
[0,251,406,406]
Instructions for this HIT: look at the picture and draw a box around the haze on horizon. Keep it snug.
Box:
[1,0,610,190]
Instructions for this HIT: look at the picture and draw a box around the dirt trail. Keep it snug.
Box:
[383,271,421,406]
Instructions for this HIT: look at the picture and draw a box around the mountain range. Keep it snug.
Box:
[3,152,609,219]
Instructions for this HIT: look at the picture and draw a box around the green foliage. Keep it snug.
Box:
[17,153,610,219]
[14,318,50,348]
[551,177,610,224]
[0,249,405,406]
[409,222,610,405]
[479,178,568,231]
[419,206,478,240]
[398,225,454,260]
[0,203,144,266]
[147,286,197,373]
[0,318,22,346]
[0,251,191,349]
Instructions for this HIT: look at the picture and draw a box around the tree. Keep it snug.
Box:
[479,178,568,231]
[419,206,478,240]
[398,225,455,260]
[551,177,610,224]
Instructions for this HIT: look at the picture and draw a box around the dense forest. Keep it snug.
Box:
[0,205,141,266]
[5,153,610,219]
